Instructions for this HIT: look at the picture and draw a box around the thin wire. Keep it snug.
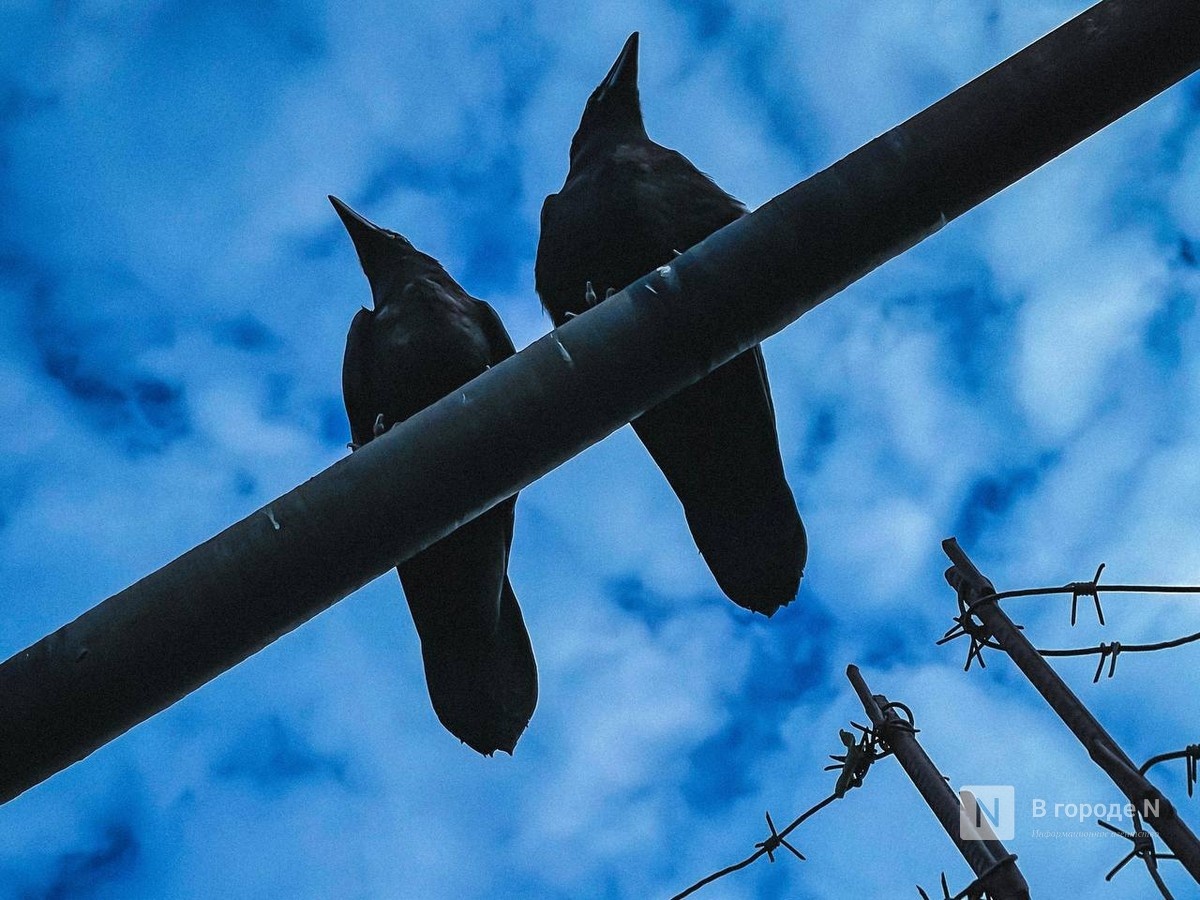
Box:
[668,794,838,900]
[1097,814,1178,899]
[992,584,1200,601]
[1039,633,1200,658]
[1140,745,1200,796]
[940,569,1200,674]
[1015,633,1200,684]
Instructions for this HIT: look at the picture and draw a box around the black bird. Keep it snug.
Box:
[535,33,806,616]
[332,195,537,754]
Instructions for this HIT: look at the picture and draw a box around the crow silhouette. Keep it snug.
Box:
[535,33,807,615]
[333,195,536,754]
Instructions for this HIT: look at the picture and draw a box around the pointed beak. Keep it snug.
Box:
[329,195,394,299]
[330,195,386,252]
[596,32,639,101]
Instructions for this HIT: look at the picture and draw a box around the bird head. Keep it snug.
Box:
[569,32,647,166]
[329,195,446,308]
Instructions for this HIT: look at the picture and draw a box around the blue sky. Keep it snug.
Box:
[2,0,1199,896]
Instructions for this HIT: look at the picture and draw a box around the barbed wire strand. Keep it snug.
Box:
[940,546,1200,896]
[937,565,1200,676]
[676,567,1200,900]
[1141,745,1200,796]
[668,793,838,900]
[917,852,1021,900]
[669,721,894,900]
[1097,811,1178,899]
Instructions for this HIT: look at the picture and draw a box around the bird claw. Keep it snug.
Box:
[350,415,393,450]
[570,281,617,320]
[581,281,617,314]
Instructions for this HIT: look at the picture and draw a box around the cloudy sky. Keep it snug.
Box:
[2,0,1199,896]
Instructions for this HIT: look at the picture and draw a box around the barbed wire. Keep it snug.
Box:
[940,542,1200,897]
[938,562,1200,677]
[666,795,831,900]
[667,722,891,899]
[1141,745,1200,797]
[1097,810,1179,899]
[673,563,1200,899]
[916,855,1019,900]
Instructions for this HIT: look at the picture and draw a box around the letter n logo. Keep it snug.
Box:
[959,785,1015,840]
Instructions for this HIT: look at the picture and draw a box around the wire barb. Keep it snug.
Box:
[916,869,989,900]
[917,872,952,900]
[941,562,1200,681]
[1097,812,1179,899]
[667,792,836,900]
[1092,641,1121,682]
[669,724,876,898]
[942,541,1200,892]
[1140,744,1200,797]
[754,810,805,863]
[1039,631,1200,670]
[938,597,999,671]
[1069,562,1107,626]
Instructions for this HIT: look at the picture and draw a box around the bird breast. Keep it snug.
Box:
[371,302,491,408]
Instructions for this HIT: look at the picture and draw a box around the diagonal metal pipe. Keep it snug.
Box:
[847,665,1031,899]
[1,0,1197,803]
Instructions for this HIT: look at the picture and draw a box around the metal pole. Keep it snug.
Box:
[942,538,1200,883]
[0,0,1196,804]
[847,666,1031,899]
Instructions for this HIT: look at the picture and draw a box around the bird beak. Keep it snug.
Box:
[596,32,639,102]
[329,195,394,302]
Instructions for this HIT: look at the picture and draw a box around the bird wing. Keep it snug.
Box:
[474,299,517,366]
[535,138,805,612]
[620,145,805,615]
[380,294,533,754]
[629,344,804,615]
[536,147,745,324]
[615,141,779,427]
[470,299,519,550]
[342,306,377,447]
[536,192,601,324]
[398,493,535,755]
[616,143,747,259]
